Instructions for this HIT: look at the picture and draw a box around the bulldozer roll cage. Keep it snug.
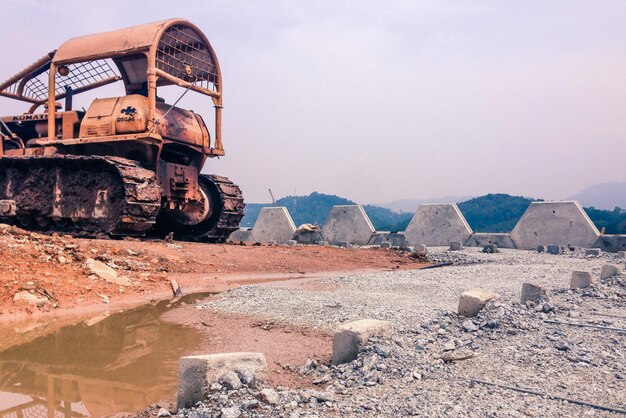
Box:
[0,18,224,153]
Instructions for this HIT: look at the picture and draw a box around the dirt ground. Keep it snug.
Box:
[0,223,425,317]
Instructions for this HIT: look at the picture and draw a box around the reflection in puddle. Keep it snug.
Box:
[0,294,212,417]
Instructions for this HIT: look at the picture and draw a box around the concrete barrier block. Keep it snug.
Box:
[600,264,619,280]
[593,234,626,253]
[571,271,592,289]
[449,241,463,251]
[458,288,497,317]
[465,233,516,249]
[251,207,297,245]
[511,201,600,250]
[332,319,392,365]
[177,353,267,409]
[404,203,472,247]
[322,205,375,246]
[586,248,601,256]
[520,283,545,304]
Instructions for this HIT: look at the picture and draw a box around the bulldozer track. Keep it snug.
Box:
[0,155,161,236]
[198,174,244,242]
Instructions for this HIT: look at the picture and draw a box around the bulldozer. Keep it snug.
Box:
[0,19,244,241]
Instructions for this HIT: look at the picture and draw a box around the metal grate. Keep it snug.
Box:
[17,59,120,101]
[156,24,219,91]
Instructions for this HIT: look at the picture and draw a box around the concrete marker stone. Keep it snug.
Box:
[600,264,619,280]
[520,283,545,304]
[458,288,498,317]
[332,319,392,365]
[571,271,592,289]
[177,352,267,409]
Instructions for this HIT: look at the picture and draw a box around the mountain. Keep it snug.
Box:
[240,192,413,231]
[375,196,474,213]
[567,182,626,211]
[458,194,541,232]
[241,192,626,235]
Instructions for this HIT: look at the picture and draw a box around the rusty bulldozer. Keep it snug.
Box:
[0,19,244,241]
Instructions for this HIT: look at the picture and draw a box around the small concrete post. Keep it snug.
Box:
[571,271,592,289]
[520,283,544,304]
[458,288,497,317]
[332,319,392,365]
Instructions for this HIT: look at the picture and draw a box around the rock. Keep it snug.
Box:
[235,368,256,385]
[380,242,391,249]
[373,344,391,358]
[156,408,171,417]
[443,341,456,351]
[13,291,48,307]
[220,406,241,418]
[585,248,601,256]
[571,271,592,289]
[414,244,427,255]
[461,320,479,332]
[482,244,498,253]
[449,241,463,251]
[618,251,625,259]
[257,388,280,404]
[219,371,242,390]
[600,264,619,280]
[338,241,351,248]
[287,240,297,246]
[547,245,561,255]
[458,288,498,317]
[537,245,545,253]
[84,258,130,286]
[177,352,267,409]
[332,319,393,365]
[520,283,545,304]
[170,279,183,297]
[98,294,110,304]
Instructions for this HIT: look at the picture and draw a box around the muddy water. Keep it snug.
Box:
[0,294,212,418]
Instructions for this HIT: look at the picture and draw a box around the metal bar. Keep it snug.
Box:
[29,76,121,112]
[155,69,220,99]
[471,379,626,415]
[47,63,56,139]
[0,51,54,92]
[419,262,454,270]
[0,91,40,103]
[544,319,626,333]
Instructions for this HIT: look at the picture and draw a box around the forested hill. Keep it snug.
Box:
[241,192,626,234]
[241,192,412,231]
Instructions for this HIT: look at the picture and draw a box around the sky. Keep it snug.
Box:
[0,0,625,204]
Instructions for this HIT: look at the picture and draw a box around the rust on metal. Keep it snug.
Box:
[0,19,242,241]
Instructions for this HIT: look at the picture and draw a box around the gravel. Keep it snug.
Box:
[176,247,626,417]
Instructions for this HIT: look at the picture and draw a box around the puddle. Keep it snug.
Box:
[0,293,213,417]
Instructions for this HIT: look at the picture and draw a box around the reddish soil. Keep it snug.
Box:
[161,304,333,388]
[0,224,426,317]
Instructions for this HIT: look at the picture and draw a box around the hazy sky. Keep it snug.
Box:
[1,1,625,203]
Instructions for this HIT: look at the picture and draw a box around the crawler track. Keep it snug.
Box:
[0,155,161,236]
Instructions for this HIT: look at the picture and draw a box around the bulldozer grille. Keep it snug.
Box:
[156,24,219,91]
[4,59,119,102]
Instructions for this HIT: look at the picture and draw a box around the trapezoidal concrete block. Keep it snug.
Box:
[465,233,516,249]
[322,205,375,246]
[511,201,600,250]
[250,207,296,244]
[404,203,473,247]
